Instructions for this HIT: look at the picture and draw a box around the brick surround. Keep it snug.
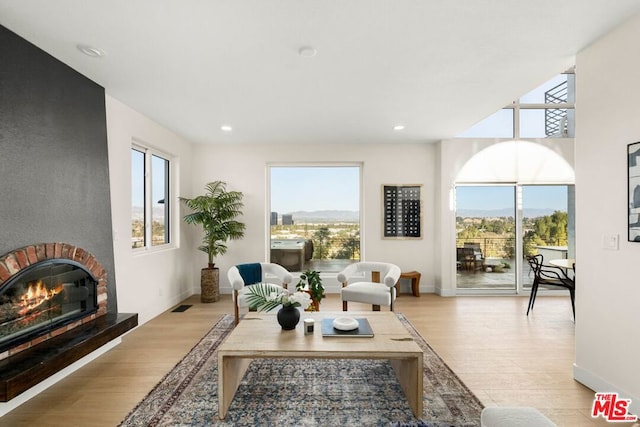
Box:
[0,243,108,360]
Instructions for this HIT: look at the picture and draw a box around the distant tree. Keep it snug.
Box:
[335,231,360,259]
[313,227,332,259]
[531,211,567,246]
[458,224,481,239]
[522,211,567,256]
[501,238,515,258]
[523,231,545,257]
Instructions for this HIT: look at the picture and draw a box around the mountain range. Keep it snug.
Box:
[278,210,359,223]
[456,208,560,218]
[136,207,558,222]
[132,206,165,220]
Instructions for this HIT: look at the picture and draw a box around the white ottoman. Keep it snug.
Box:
[481,407,557,427]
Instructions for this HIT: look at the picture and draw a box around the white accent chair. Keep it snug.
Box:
[338,262,401,311]
[227,262,293,325]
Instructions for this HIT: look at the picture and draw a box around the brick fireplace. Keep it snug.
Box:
[0,243,137,402]
[0,243,108,360]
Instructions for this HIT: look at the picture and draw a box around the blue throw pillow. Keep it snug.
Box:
[237,263,262,286]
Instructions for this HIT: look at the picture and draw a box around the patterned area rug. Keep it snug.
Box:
[119,314,483,427]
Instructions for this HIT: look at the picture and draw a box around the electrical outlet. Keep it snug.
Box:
[602,233,619,250]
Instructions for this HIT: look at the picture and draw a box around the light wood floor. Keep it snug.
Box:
[1,293,634,426]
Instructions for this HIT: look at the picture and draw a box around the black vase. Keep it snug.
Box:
[277,306,300,330]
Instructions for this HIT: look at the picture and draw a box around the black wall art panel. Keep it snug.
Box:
[382,185,422,239]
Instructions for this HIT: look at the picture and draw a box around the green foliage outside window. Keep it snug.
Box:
[312,227,331,259]
[523,211,568,257]
[457,211,567,259]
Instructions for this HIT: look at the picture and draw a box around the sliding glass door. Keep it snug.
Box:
[456,184,573,292]
[521,185,571,290]
[455,185,516,290]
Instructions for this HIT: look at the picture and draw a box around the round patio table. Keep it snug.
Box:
[549,258,575,270]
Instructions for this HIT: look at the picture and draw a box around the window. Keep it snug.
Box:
[454,70,576,294]
[268,165,361,272]
[458,109,514,139]
[457,70,575,138]
[131,144,171,250]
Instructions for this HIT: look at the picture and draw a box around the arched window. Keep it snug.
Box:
[456,140,574,183]
[454,141,575,293]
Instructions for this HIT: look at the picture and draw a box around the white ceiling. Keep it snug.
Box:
[2,1,639,145]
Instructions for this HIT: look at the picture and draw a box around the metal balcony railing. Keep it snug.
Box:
[306,236,361,261]
[456,237,515,259]
[544,80,569,137]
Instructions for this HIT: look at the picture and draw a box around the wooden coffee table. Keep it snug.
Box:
[217,311,423,419]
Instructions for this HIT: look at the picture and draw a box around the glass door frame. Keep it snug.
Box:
[455,183,574,295]
[455,183,518,294]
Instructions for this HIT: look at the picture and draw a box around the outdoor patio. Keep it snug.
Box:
[456,258,534,290]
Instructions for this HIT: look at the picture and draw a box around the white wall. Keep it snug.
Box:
[187,142,436,294]
[574,14,640,413]
[105,95,195,324]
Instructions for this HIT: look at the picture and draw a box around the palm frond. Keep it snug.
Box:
[244,283,282,312]
[179,181,246,263]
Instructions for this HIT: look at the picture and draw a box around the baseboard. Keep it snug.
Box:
[136,289,193,324]
[436,286,456,297]
[574,363,640,416]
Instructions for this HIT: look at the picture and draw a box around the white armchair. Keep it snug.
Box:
[227,262,293,325]
[338,262,401,312]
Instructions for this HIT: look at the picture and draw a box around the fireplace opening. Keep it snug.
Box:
[0,259,98,354]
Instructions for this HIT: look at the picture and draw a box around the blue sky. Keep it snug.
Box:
[132,150,167,208]
[135,164,568,214]
[132,150,144,207]
[271,168,568,215]
[456,185,568,211]
[458,74,569,138]
[270,166,360,213]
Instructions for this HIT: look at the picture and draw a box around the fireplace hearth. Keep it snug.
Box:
[0,243,137,403]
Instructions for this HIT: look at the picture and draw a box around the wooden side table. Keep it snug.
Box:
[396,271,421,297]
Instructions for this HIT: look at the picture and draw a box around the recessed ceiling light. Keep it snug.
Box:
[298,46,317,58]
[221,125,233,132]
[76,44,105,58]
[393,124,405,131]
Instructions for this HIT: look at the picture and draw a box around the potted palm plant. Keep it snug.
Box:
[180,181,245,302]
[296,269,324,311]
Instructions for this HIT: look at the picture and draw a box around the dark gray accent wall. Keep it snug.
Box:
[0,25,117,312]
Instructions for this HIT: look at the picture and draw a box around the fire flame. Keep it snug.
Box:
[18,280,64,316]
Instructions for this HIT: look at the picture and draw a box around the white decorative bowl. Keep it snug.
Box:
[332,317,359,331]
